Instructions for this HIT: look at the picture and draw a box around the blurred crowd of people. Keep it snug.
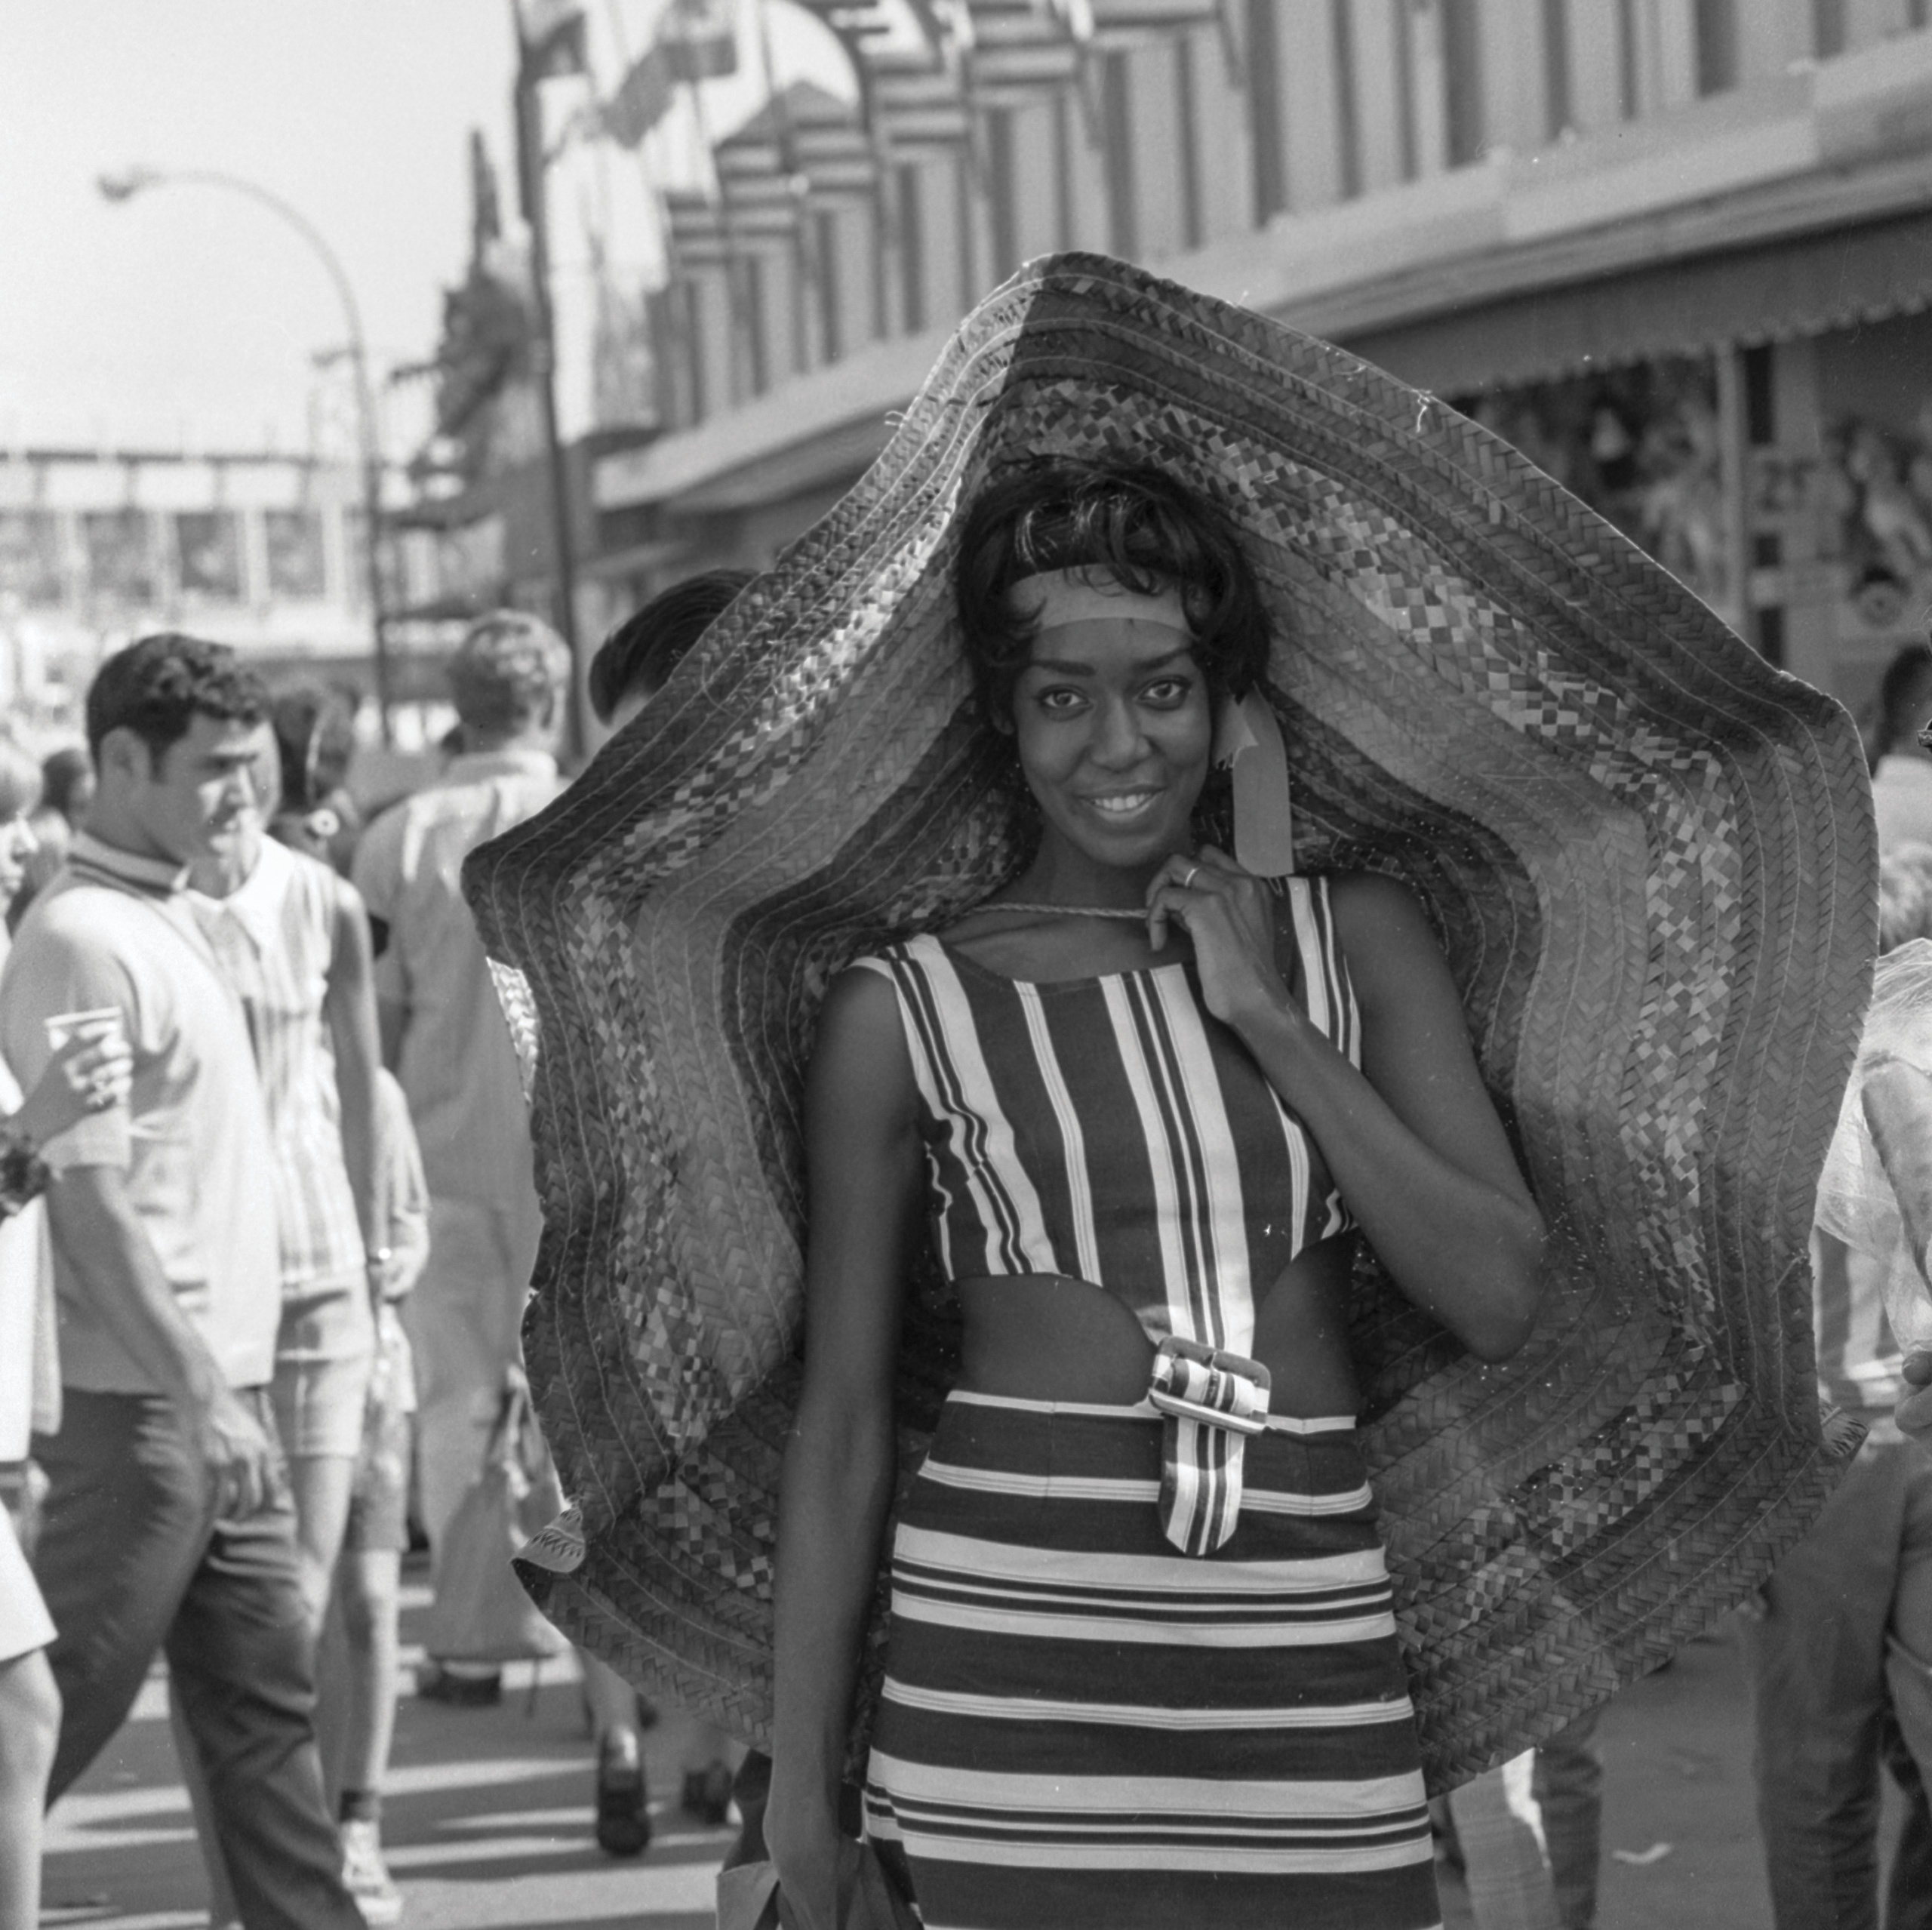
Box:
[0,577,753,1929]
[0,596,1928,1930]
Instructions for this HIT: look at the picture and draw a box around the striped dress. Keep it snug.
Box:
[852,879,1441,1930]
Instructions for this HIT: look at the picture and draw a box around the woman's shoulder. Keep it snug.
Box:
[1313,871,1449,999]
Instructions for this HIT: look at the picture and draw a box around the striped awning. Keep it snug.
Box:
[789,103,880,207]
[961,0,1081,103]
[870,54,974,150]
[1336,202,1932,397]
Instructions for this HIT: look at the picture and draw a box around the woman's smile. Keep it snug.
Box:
[1080,785,1164,821]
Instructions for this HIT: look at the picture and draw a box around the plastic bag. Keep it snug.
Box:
[420,1383,570,1665]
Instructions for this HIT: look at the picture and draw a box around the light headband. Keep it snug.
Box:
[1007,568,1191,633]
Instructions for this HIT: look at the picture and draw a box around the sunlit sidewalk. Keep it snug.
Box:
[38,1579,1912,1930]
[40,1566,733,1930]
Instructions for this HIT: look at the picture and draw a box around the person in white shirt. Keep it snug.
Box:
[1745,846,1932,1927]
[352,613,657,1857]
[2,636,362,1930]
[0,735,131,1930]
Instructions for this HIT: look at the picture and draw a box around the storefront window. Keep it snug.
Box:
[0,511,63,607]
[1464,357,1731,614]
[173,511,244,602]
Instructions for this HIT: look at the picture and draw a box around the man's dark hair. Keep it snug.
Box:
[448,611,571,740]
[85,633,268,762]
[39,745,93,820]
[953,460,1270,729]
[589,570,755,724]
[269,684,358,814]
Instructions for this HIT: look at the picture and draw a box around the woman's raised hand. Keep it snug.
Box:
[1146,846,1291,1032]
[15,1027,134,1148]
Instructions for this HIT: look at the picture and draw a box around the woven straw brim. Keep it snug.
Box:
[469,251,1874,1791]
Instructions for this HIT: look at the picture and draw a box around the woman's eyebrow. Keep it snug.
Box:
[1026,645,1195,676]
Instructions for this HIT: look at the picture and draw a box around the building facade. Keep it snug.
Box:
[589,0,1932,719]
[0,448,462,738]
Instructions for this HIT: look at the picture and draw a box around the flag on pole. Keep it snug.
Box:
[600,45,677,146]
[519,0,589,78]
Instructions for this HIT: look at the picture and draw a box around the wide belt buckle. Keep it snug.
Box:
[1148,1335,1272,1436]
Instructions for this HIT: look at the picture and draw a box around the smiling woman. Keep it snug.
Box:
[764,460,1546,1930]
[466,256,1869,1930]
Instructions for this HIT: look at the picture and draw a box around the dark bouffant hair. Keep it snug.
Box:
[1874,643,1932,762]
[953,460,1270,728]
[589,569,755,724]
[85,633,268,761]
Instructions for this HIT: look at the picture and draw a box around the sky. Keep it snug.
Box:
[0,0,854,460]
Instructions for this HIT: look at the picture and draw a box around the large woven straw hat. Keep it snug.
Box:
[468,252,1873,1790]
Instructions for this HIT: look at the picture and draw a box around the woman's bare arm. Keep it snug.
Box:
[768,966,926,1928]
[1154,854,1545,1361]
[324,878,386,1268]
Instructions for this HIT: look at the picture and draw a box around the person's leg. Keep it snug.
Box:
[170,1691,239,1926]
[583,1648,651,1857]
[1446,1753,1562,1930]
[1885,1440,1932,1930]
[281,1452,358,1632]
[1882,1712,1932,1930]
[0,1647,59,1930]
[32,1390,213,1800]
[162,1389,361,1930]
[329,1548,404,1923]
[269,1276,373,1635]
[336,1550,402,1808]
[1743,1446,1903,1930]
[1533,1704,1604,1930]
[681,1719,740,1824]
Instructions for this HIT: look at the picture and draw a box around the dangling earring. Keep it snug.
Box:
[1212,688,1295,877]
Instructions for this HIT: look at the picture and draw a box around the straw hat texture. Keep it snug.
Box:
[467,252,1874,1790]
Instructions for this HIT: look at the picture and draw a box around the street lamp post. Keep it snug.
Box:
[97,166,397,744]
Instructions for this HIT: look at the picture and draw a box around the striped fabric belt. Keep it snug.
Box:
[1147,1336,1272,1557]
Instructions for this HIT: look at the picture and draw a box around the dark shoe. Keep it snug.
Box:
[417,1664,502,1707]
[681,1760,735,1827]
[595,1740,651,1858]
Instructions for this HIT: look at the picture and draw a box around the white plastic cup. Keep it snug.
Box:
[43,1006,129,1058]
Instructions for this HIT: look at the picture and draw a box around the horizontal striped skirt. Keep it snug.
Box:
[864,1393,1441,1930]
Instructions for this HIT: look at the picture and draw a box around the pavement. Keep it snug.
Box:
[39,1568,1912,1930]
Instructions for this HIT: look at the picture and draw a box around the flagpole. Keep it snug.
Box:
[512,1,587,760]
[682,62,753,404]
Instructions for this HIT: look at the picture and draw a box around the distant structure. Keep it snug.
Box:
[570,0,1932,716]
[0,448,459,742]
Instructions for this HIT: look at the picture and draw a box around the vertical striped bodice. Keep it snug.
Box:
[857,876,1360,1355]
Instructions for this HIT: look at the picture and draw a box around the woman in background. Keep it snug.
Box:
[0,737,133,1930]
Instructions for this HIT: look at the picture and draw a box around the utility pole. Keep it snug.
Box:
[513,11,587,760]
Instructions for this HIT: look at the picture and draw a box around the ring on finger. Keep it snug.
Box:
[1183,864,1200,888]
